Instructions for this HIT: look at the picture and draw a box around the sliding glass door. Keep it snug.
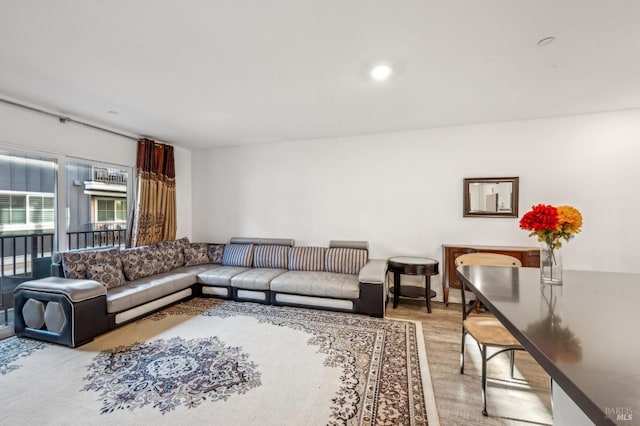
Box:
[0,150,57,338]
[65,161,130,250]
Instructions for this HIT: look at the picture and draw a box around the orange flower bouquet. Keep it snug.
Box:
[519,204,583,284]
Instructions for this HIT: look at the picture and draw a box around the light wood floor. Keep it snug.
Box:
[386,299,553,426]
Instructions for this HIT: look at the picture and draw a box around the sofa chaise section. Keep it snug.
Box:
[24,239,225,335]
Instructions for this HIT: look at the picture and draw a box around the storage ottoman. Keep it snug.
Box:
[14,277,108,348]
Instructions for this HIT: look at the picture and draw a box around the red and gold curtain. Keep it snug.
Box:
[129,138,176,247]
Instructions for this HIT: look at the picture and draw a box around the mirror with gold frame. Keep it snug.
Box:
[463,177,519,218]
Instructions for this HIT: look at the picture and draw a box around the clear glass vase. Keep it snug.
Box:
[540,243,562,284]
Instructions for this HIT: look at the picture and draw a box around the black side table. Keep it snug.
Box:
[388,256,439,313]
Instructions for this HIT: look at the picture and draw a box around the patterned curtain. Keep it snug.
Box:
[129,138,176,247]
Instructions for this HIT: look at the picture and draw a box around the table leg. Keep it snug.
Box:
[425,275,432,313]
[393,271,401,308]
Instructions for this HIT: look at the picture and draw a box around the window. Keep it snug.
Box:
[0,193,55,230]
[0,194,26,225]
[0,150,56,334]
[28,195,55,224]
[96,198,127,223]
[66,161,130,248]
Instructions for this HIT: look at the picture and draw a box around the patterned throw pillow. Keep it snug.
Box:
[120,246,163,281]
[253,245,289,269]
[325,248,368,275]
[184,243,210,266]
[86,258,126,289]
[61,248,119,279]
[288,246,326,271]
[207,244,225,264]
[175,237,190,250]
[221,244,254,267]
[91,248,120,265]
[156,239,188,269]
[62,251,92,279]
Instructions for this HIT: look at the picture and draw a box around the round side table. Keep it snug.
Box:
[388,256,439,313]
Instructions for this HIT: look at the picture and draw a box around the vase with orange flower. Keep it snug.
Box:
[519,204,583,284]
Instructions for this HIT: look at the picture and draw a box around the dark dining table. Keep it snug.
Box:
[456,265,640,425]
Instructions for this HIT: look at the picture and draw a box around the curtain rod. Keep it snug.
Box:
[0,96,143,142]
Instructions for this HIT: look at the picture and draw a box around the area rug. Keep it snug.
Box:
[0,299,439,426]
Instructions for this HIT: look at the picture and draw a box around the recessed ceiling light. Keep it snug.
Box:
[537,36,555,47]
[370,64,393,81]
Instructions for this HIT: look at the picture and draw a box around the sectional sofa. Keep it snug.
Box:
[13,237,388,347]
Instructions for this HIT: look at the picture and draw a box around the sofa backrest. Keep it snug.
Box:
[119,245,166,280]
[221,243,255,267]
[56,237,211,282]
[61,247,120,279]
[325,247,368,275]
[253,245,289,269]
[156,237,190,269]
[226,237,294,268]
[288,246,327,271]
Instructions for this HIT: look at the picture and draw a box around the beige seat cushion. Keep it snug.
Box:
[231,268,287,290]
[106,268,200,314]
[107,282,170,314]
[270,271,359,299]
[197,266,249,286]
[464,316,522,348]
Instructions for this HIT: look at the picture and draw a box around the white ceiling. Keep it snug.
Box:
[1,0,640,150]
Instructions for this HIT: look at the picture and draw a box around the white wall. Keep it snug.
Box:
[192,109,640,300]
[0,101,193,241]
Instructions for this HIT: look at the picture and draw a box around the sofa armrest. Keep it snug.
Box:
[359,259,387,284]
[15,277,106,302]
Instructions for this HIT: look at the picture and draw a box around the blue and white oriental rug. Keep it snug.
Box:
[0,299,438,425]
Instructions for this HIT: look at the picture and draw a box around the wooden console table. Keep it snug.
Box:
[441,244,539,306]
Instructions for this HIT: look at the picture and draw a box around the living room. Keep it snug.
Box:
[1,2,639,425]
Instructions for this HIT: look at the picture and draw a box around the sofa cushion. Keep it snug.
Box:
[155,236,190,251]
[120,245,164,281]
[105,268,199,314]
[162,245,184,270]
[86,258,126,289]
[288,246,326,271]
[61,248,120,279]
[156,238,190,269]
[197,266,249,286]
[221,244,254,267]
[325,248,368,275]
[270,271,360,299]
[230,268,287,290]
[207,244,225,264]
[184,243,210,266]
[253,245,288,269]
[61,251,92,279]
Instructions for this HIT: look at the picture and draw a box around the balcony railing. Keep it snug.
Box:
[1,232,54,277]
[1,232,55,329]
[67,228,127,250]
[1,229,127,276]
[92,166,127,185]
